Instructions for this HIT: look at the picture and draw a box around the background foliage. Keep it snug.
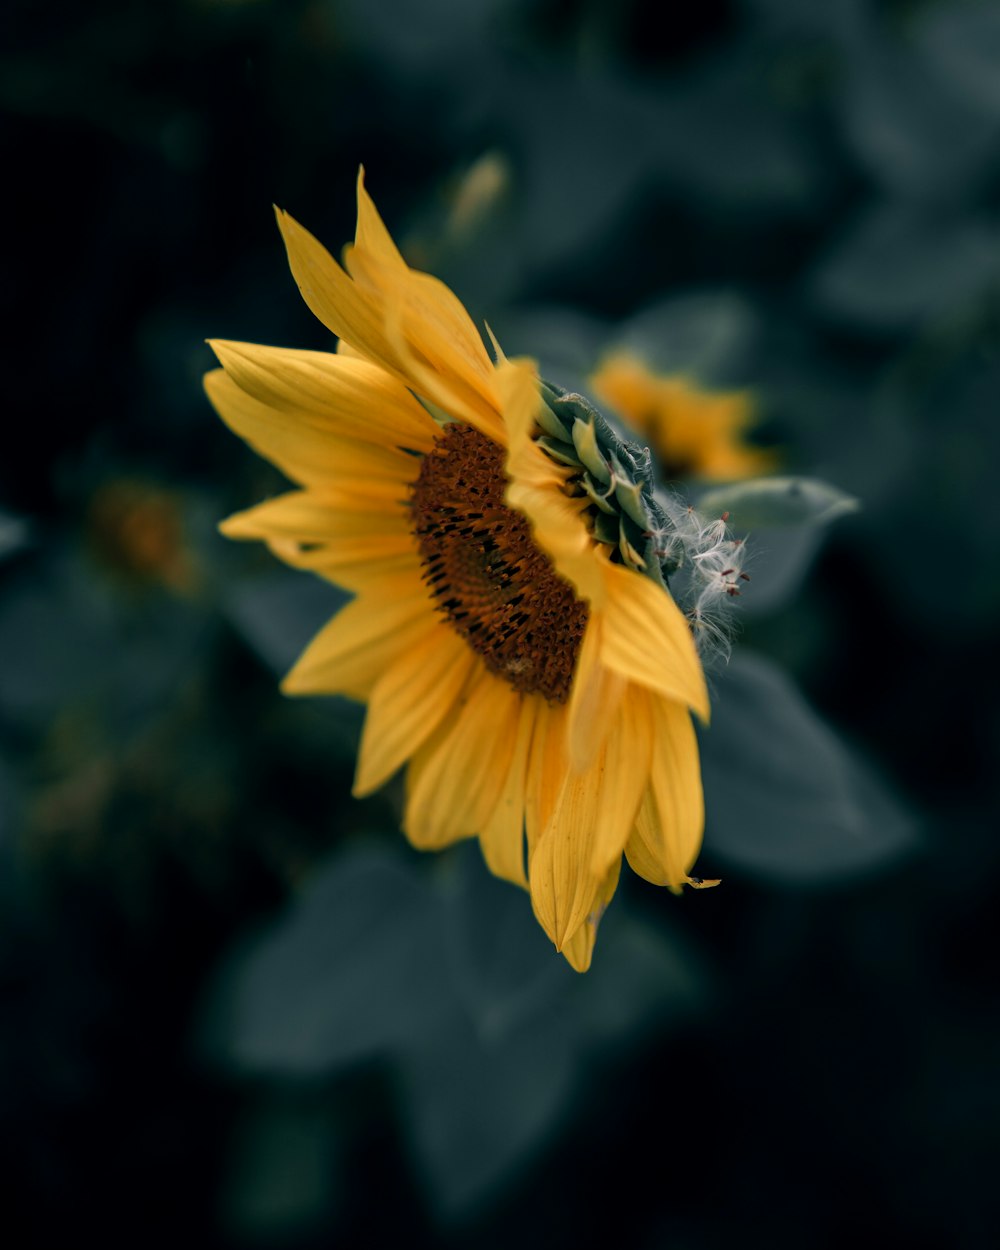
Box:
[2,0,998,1246]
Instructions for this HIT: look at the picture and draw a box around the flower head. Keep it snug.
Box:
[590,350,776,482]
[206,172,722,971]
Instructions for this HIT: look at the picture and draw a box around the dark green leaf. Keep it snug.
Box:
[444,844,574,1042]
[836,23,997,200]
[701,652,917,882]
[212,845,454,1074]
[736,526,823,617]
[402,862,707,1218]
[398,1006,576,1219]
[915,1,1000,119]
[566,910,707,1048]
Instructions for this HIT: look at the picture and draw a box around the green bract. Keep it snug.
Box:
[538,379,686,587]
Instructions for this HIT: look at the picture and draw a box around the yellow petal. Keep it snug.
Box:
[354,167,408,272]
[625,695,704,890]
[270,532,420,578]
[275,208,401,378]
[276,549,423,596]
[589,688,654,874]
[220,486,422,596]
[403,666,521,850]
[208,340,439,451]
[565,616,626,772]
[601,354,781,481]
[524,699,568,863]
[600,561,710,721]
[353,624,477,796]
[499,359,606,605]
[276,199,504,442]
[478,696,538,888]
[281,579,433,700]
[528,690,650,950]
[220,490,412,544]
[204,369,419,489]
[560,860,621,973]
[335,337,366,359]
[350,245,506,442]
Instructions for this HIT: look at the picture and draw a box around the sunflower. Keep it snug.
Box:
[206,171,716,972]
[590,351,777,482]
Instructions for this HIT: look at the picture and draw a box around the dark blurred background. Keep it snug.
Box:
[2,0,999,1246]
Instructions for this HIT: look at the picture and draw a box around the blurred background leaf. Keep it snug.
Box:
[700,651,916,882]
[914,0,1000,121]
[207,839,707,1219]
[698,476,859,528]
[211,844,455,1074]
[0,511,30,563]
[810,201,1000,332]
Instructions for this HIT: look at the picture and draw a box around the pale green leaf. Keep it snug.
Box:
[697,476,859,530]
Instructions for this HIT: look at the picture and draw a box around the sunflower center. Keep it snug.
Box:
[410,424,588,703]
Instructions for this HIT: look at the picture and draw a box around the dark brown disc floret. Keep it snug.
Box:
[410,424,588,703]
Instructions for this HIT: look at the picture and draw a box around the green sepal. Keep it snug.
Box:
[618,515,647,571]
[592,511,620,547]
[537,375,691,591]
[571,417,611,485]
[535,435,581,468]
[537,382,575,440]
[610,458,651,529]
[579,472,618,515]
[639,536,669,587]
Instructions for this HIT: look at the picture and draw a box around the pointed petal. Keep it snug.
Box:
[208,340,438,450]
[354,167,408,272]
[600,561,710,721]
[271,531,419,576]
[221,487,422,596]
[403,667,521,850]
[350,246,505,442]
[276,205,504,440]
[499,360,606,605]
[625,696,704,890]
[588,687,654,876]
[281,580,433,700]
[220,491,411,544]
[524,699,568,863]
[204,368,419,489]
[565,616,626,771]
[528,690,650,949]
[478,696,538,888]
[560,860,621,973]
[275,207,400,375]
[353,625,477,796]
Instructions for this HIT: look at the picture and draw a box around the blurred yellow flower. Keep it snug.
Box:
[206,172,714,971]
[590,351,776,481]
[87,479,195,592]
